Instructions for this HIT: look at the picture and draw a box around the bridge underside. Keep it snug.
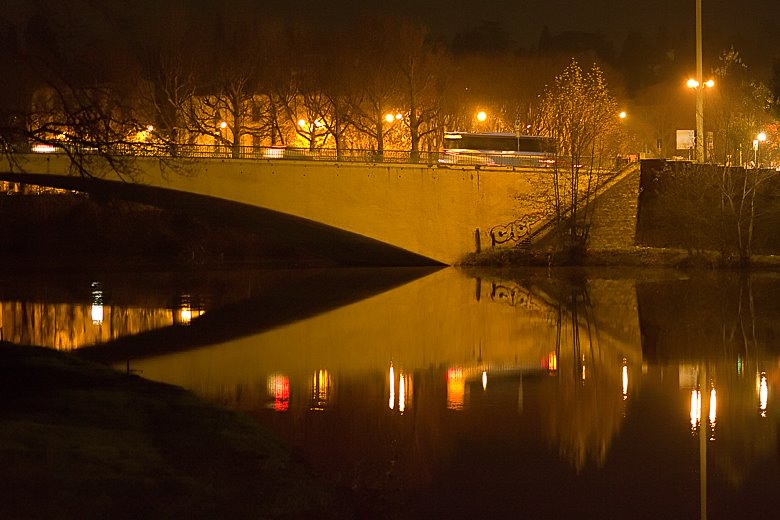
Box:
[3,173,441,267]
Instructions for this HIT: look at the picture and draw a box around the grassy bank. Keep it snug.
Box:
[462,245,780,270]
[0,342,349,519]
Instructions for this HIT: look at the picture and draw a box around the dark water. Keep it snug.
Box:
[3,266,780,518]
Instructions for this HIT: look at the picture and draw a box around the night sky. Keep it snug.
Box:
[2,0,779,93]
[5,0,780,51]
[275,0,780,58]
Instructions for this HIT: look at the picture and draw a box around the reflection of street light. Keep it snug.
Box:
[759,372,768,417]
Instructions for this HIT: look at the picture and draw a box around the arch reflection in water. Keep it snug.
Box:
[6,267,780,515]
[126,268,643,477]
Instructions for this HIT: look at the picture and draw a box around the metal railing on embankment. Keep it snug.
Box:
[23,141,615,173]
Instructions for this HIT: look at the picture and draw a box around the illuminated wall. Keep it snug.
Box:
[9,154,572,265]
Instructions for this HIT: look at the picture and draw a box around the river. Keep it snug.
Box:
[2,266,779,518]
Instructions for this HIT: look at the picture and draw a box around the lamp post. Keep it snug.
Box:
[694,0,704,162]
[474,110,488,132]
[754,132,767,168]
[686,77,714,162]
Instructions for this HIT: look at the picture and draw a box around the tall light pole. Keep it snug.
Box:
[754,132,767,168]
[695,0,704,163]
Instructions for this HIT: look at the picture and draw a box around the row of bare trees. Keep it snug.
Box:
[2,3,623,163]
[3,2,779,167]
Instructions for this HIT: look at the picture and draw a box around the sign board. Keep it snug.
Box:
[676,130,695,150]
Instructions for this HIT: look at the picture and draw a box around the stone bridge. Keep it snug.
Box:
[1,153,640,265]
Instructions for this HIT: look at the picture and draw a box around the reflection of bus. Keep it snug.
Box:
[441,132,556,167]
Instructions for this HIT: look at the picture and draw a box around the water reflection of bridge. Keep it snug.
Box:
[106,268,643,421]
[5,266,779,491]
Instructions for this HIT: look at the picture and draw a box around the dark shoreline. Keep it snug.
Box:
[0,341,351,519]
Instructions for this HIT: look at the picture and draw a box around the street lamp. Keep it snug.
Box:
[754,132,767,168]
[689,0,716,163]
[686,78,715,162]
[476,110,487,123]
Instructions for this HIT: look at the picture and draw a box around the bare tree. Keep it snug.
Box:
[343,16,404,156]
[1,3,154,180]
[710,47,774,167]
[393,22,448,160]
[539,59,620,251]
[719,165,780,264]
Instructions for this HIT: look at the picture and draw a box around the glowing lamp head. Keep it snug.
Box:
[619,111,627,119]
[704,79,715,88]
[385,113,395,124]
[758,132,767,142]
[686,78,700,89]
[476,111,487,122]
[219,121,228,129]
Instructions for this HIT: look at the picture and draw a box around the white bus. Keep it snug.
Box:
[441,132,556,167]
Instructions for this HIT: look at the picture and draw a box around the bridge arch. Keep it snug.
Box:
[2,153,635,264]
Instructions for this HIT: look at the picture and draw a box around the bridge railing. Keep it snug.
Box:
[19,141,617,172]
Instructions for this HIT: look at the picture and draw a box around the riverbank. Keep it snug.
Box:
[462,245,780,270]
[0,342,350,519]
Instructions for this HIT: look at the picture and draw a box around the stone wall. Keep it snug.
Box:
[635,160,780,255]
[587,165,642,250]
